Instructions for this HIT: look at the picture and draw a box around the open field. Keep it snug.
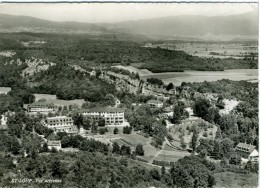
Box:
[113,65,258,86]
[144,42,258,59]
[34,93,85,107]
[214,172,258,188]
[141,69,259,85]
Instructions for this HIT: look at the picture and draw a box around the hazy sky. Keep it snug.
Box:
[0,3,258,23]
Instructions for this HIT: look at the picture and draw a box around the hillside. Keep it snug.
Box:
[0,13,106,33]
[0,12,258,40]
[109,12,258,40]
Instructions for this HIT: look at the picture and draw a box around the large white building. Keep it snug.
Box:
[147,100,164,108]
[46,116,78,133]
[28,102,56,114]
[81,107,125,126]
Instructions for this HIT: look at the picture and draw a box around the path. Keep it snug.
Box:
[148,139,167,164]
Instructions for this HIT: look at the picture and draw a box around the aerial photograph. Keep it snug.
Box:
[0,2,258,188]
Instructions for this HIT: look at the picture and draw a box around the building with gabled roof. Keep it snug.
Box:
[235,143,258,162]
[47,140,61,151]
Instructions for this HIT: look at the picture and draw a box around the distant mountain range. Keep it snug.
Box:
[0,12,258,41]
[0,13,106,34]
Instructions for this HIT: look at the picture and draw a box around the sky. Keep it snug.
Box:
[0,3,258,23]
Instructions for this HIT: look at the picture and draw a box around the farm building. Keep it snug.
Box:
[235,143,258,162]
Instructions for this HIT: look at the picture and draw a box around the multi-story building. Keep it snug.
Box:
[46,116,78,133]
[27,102,56,114]
[81,107,125,126]
[147,100,164,108]
[235,143,258,162]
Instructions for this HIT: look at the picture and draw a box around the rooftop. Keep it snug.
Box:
[28,101,54,107]
[81,106,124,113]
[47,116,72,120]
[235,143,256,153]
[147,100,163,104]
[47,140,61,146]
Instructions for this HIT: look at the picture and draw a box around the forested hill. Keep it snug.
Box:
[110,12,258,40]
[0,12,258,40]
[0,14,106,33]
[0,33,258,73]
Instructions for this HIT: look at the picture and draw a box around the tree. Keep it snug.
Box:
[135,144,144,156]
[104,94,116,106]
[112,142,120,154]
[245,160,258,173]
[99,128,107,135]
[170,164,194,188]
[161,166,166,175]
[119,158,128,166]
[123,126,132,134]
[120,145,131,155]
[190,129,198,152]
[229,154,241,165]
[72,113,84,129]
[42,142,49,152]
[98,118,106,127]
[149,169,160,180]
[113,127,119,134]
[193,98,211,119]
[180,137,186,150]
[51,158,68,178]
[166,83,174,91]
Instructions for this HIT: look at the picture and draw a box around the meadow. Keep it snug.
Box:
[34,93,85,107]
[214,171,258,188]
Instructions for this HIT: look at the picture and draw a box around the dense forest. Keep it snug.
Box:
[0,33,258,73]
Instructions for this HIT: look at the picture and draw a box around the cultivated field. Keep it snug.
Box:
[144,42,258,59]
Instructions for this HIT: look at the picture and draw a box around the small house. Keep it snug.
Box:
[47,140,61,151]
[235,143,258,162]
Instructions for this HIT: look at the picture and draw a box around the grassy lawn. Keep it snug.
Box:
[34,93,85,107]
[214,172,258,188]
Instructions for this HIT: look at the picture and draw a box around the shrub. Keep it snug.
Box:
[203,132,208,137]
[113,127,119,134]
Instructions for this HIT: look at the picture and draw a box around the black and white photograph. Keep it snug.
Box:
[0,2,258,188]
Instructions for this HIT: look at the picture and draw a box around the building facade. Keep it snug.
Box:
[81,107,125,126]
[47,140,61,151]
[46,116,78,133]
[147,100,163,108]
[235,143,258,162]
[28,102,55,114]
